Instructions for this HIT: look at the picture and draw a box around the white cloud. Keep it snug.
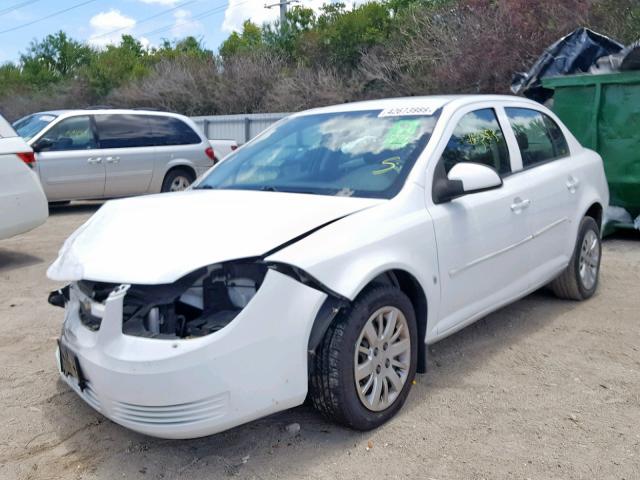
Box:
[88,9,136,47]
[222,0,327,33]
[171,9,203,37]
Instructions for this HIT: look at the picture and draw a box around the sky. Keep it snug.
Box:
[0,0,329,64]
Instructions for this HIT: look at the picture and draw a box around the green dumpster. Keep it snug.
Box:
[542,71,640,233]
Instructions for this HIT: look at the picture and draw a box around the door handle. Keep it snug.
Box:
[87,157,102,164]
[510,197,531,213]
[105,156,120,164]
[566,176,580,193]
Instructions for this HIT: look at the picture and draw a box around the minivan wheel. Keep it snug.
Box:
[161,168,195,193]
[551,216,601,300]
[310,286,418,430]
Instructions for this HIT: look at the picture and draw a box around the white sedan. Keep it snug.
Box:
[0,114,48,240]
[48,95,608,439]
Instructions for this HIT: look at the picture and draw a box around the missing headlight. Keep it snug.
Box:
[118,261,267,339]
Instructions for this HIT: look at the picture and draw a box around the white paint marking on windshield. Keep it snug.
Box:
[378,106,436,117]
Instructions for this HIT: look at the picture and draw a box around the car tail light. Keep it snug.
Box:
[205,146,216,163]
[17,152,36,168]
[231,145,238,151]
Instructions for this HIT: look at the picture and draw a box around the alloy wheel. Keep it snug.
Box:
[578,229,600,290]
[354,306,411,412]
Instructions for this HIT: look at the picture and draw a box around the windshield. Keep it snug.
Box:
[13,113,58,141]
[196,109,439,199]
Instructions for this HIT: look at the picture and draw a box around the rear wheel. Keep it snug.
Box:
[310,286,418,430]
[551,216,601,300]
[161,168,195,193]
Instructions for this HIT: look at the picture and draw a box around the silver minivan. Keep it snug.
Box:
[13,109,216,202]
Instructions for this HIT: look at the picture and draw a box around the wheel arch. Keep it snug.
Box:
[159,163,197,192]
[307,267,429,374]
[584,201,603,231]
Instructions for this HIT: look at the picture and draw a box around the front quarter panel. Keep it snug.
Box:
[266,185,441,340]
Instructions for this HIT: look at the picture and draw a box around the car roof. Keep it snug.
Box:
[292,94,544,116]
[32,109,188,119]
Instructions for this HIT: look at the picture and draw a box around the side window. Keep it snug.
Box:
[146,116,201,146]
[505,108,569,168]
[440,109,510,175]
[95,114,152,148]
[41,116,97,151]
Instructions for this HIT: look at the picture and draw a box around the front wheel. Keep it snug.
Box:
[309,286,418,430]
[161,168,195,193]
[551,216,602,300]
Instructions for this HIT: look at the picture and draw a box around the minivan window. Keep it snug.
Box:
[13,113,58,141]
[95,114,152,148]
[505,108,569,168]
[39,116,97,151]
[440,108,510,175]
[147,116,201,146]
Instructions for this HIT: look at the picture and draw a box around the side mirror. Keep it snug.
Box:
[433,162,502,204]
[32,137,54,152]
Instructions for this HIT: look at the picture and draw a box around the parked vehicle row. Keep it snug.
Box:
[47,95,608,439]
[0,114,48,241]
[13,109,216,202]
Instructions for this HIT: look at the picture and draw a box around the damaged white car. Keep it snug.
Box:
[48,95,609,439]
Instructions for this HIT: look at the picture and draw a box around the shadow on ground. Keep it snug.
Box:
[0,248,43,273]
[48,201,103,217]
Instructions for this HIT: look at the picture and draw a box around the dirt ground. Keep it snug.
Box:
[1,202,639,480]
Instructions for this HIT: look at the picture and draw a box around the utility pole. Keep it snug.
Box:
[264,0,298,32]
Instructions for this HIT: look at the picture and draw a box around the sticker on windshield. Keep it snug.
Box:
[379,106,436,117]
[38,115,56,122]
[383,120,420,149]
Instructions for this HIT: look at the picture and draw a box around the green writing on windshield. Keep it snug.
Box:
[383,120,421,149]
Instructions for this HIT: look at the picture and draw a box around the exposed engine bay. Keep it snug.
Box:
[75,261,268,339]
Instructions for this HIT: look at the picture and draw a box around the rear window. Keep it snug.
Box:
[146,116,201,146]
[505,108,570,168]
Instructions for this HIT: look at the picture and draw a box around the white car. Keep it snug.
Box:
[0,114,48,240]
[208,139,238,161]
[48,95,608,439]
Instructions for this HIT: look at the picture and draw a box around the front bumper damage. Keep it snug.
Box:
[55,269,327,439]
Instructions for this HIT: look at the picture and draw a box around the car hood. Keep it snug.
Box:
[47,189,382,284]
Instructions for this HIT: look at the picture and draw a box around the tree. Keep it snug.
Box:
[83,35,151,100]
[219,21,263,59]
[20,31,93,87]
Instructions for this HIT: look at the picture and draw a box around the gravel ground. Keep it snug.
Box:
[1,202,639,480]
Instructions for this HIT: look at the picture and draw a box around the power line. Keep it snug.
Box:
[0,0,44,17]
[0,0,99,35]
[90,0,197,40]
[139,1,241,38]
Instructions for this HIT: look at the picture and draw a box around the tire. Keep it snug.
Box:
[309,285,418,430]
[550,216,602,300]
[161,168,195,193]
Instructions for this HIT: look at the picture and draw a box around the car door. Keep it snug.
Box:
[502,107,576,281]
[427,106,534,336]
[94,114,156,198]
[34,115,105,201]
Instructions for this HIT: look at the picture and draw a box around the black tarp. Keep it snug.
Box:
[511,27,623,102]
